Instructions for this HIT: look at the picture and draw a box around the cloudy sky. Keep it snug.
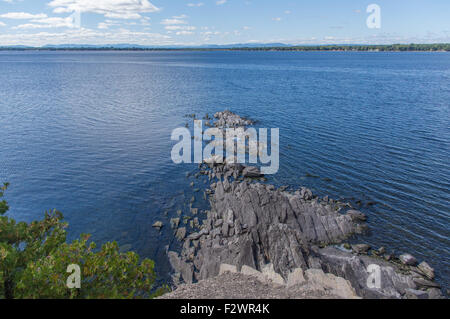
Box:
[0,0,449,46]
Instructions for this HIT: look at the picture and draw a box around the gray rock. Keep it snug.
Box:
[193,217,200,228]
[175,227,187,241]
[418,261,435,280]
[352,244,371,254]
[300,187,313,200]
[405,289,429,299]
[413,277,440,289]
[152,221,163,229]
[170,179,369,286]
[170,218,180,229]
[165,110,438,300]
[214,219,224,227]
[399,254,417,266]
[242,166,263,178]
[188,228,210,240]
[427,288,444,299]
[317,247,417,299]
[346,210,367,222]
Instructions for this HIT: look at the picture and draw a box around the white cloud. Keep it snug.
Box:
[187,3,204,7]
[47,0,160,19]
[201,31,220,36]
[98,22,109,29]
[176,31,193,36]
[0,28,171,46]
[161,16,188,25]
[12,16,77,29]
[160,15,195,35]
[0,22,5,27]
[165,25,195,31]
[0,12,48,19]
[216,0,227,5]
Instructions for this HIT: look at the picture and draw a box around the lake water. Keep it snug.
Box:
[0,51,449,289]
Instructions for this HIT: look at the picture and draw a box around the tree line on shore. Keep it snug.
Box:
[238,43,450,52]
[0,43,449,52]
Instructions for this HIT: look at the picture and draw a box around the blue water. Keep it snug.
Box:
[0,51,449,289]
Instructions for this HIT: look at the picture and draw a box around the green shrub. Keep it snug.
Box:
[0,183,164,299]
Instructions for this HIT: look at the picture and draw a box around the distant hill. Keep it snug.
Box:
[1,43,449,51]
[40,42,291,49]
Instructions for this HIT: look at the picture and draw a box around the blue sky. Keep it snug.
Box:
[0,0,449,46]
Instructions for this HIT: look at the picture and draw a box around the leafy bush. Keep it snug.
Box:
[0,183,164,299]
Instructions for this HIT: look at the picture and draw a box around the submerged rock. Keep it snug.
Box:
[175,227,187,241]
[152,221,164,229]
[347,210,367,222]
[170,218,180,229]
[242,166,263,178]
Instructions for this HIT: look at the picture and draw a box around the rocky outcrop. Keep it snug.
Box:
[213,110,253,128]
[186,179,367,282]
[165,111,444,299]
[312,246,420,299]
[168,177,443,298]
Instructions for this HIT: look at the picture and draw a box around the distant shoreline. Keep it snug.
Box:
[1,43,449,52]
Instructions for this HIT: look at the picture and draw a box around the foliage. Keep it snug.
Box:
[0,183,165,299]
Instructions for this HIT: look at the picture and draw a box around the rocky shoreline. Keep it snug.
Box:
[162,111,445,299]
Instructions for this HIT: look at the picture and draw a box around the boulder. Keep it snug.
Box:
[170,218,180,229]
[175,227,187,241]
[305,269,359,299]
[399,254,417,266]
[300,187,313,200]
[405,289,429,299]
[346,210,367,222]
[413,277,440,289]
[152,221,163,229]
[242,166,263,178]
[352,244,371,254]
[418,261,435,280]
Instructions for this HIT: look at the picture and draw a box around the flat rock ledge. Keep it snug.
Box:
[164,111,444,299]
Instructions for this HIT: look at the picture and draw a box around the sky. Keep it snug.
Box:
[0,0,449,47]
